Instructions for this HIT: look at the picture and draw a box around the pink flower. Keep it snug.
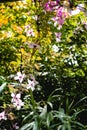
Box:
[26,79,35,91]
[13,123,19,130]
[57,9,62,17]
[57,7,63,17]
[11,93,24,110]
[0,111,7,120]
[57,7,67,18]
[26,29,35,37]
[29,43,40,49]
[44,2,52,12]
[52,7,67,26]
[55,32,61,42]
[11,93,21,102]
[14,72,25,83]
[58,17,64,25]
[25,25,35,37]
[50,1,57,7]
[56,0,60,3]
[25,25,31,31]
[13,99,24,110]
[44,1,58,12]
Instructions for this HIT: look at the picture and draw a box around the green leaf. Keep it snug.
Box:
[47,88,62,102]
[72,121,85,128]
[0,82,7,93]
[23,111,34,123]
[20,122,34,130]
[57,125,62,130]
[33,121,38,130]
[73,96,87,108]
[0,76,6,84]
[46,112,53,128]
[40,105,47,119]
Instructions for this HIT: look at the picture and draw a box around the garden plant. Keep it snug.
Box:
[0,0,87,130]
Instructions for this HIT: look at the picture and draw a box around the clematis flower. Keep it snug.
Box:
[0,111,7,120]
[26,79,35,91]
[14,72,25,83]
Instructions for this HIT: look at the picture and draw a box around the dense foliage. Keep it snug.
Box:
[0,0,87,129]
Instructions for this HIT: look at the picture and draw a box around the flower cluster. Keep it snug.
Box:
[0,71,36,125]
[11,93,24,110]
[44,1,58,12]
[52,7,68,27]
[25,25,35,37]
[14,72,36,91]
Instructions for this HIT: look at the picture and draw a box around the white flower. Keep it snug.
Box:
[77,4,85,10]
[24,25,31,32]
[54,21,58,27]
[6,31,12,37]
[26,29,35,37]
[0,111,7,120]
[57,25,62,30]
[52,45,59,52]
[26,79,35,91]
[13,99,24,110]
[71,8,81,16]
[55,32,61,42]
[11,93,21,103]
[11,93,24,110]
[14,72,25,83]
[32,15,38,20]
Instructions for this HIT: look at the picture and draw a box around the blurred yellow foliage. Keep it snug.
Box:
[12,25,23,34]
